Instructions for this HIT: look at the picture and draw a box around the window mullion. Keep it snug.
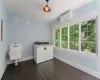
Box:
[68,25,70,50]
[60,28,62,48]
[79,22,81,51]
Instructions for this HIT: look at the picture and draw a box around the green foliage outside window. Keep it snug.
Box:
[61,27,68,48]
[70,24,79,50]
[56,29,60,47]
[81,19,96,53]
[55,19,96,54]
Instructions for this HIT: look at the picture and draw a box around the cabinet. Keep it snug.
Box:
[34,45,53,64]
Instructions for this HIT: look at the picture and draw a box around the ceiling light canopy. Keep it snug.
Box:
[43,0,51,13]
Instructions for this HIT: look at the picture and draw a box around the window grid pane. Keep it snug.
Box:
[61,41,68,48]
[55,19,96,54]
[61,27,68,48]
[56,29,60,40]
[56,29,60,47]
[81,19,96,53]
[56,40,60,47]
[70,24,79,50]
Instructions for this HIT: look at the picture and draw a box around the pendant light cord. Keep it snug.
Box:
[46,0,49,5]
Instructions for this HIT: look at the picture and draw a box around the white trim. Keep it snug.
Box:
[68,25,70,49]
[54,28,56,47]
[0,64,7,80]
[60,28,61,48]
[55,47,97,57]
[7,56,33,64]
[54,55,100,79]
[79,22,81,51]
[96,16,100,56]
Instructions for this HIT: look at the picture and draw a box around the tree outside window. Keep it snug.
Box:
[70,24,79,50]
[55,19,96,54]
[81,20,96,53]
[56,29,60,47]
[61,27,68,48]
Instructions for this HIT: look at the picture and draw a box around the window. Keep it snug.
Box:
[55,19,96,54]
[81,19,96,53]
[55,29,60,48]
[70,24,79,50]
[61,27,68,48]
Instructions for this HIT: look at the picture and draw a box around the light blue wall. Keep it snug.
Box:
[53,0,100,75]
[6,11,52,58]
[74,0,96,16]
[0,0,7,79]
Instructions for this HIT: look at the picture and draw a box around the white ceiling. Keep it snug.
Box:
[4,0,92,22]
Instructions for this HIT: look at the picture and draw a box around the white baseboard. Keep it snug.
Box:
[7,56,33,64]
[54,55,100,79]
[0,64,7,80]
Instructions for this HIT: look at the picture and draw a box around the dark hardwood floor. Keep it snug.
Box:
[1,58,100,80]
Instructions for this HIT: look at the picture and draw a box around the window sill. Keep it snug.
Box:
[55,47,97,57]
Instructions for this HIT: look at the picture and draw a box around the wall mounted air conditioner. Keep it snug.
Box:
[60,10,73,22]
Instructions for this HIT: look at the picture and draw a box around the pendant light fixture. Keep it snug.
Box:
[43,0,51,12]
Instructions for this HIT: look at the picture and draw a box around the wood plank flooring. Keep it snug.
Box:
[1,58,100,80]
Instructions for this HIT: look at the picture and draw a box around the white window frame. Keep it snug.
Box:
[55,28,61,48]
[69,23,79,51]
[61,27,69,49]
[55,18,97,56]
[80,19,96,55]
[60,28,62,48]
